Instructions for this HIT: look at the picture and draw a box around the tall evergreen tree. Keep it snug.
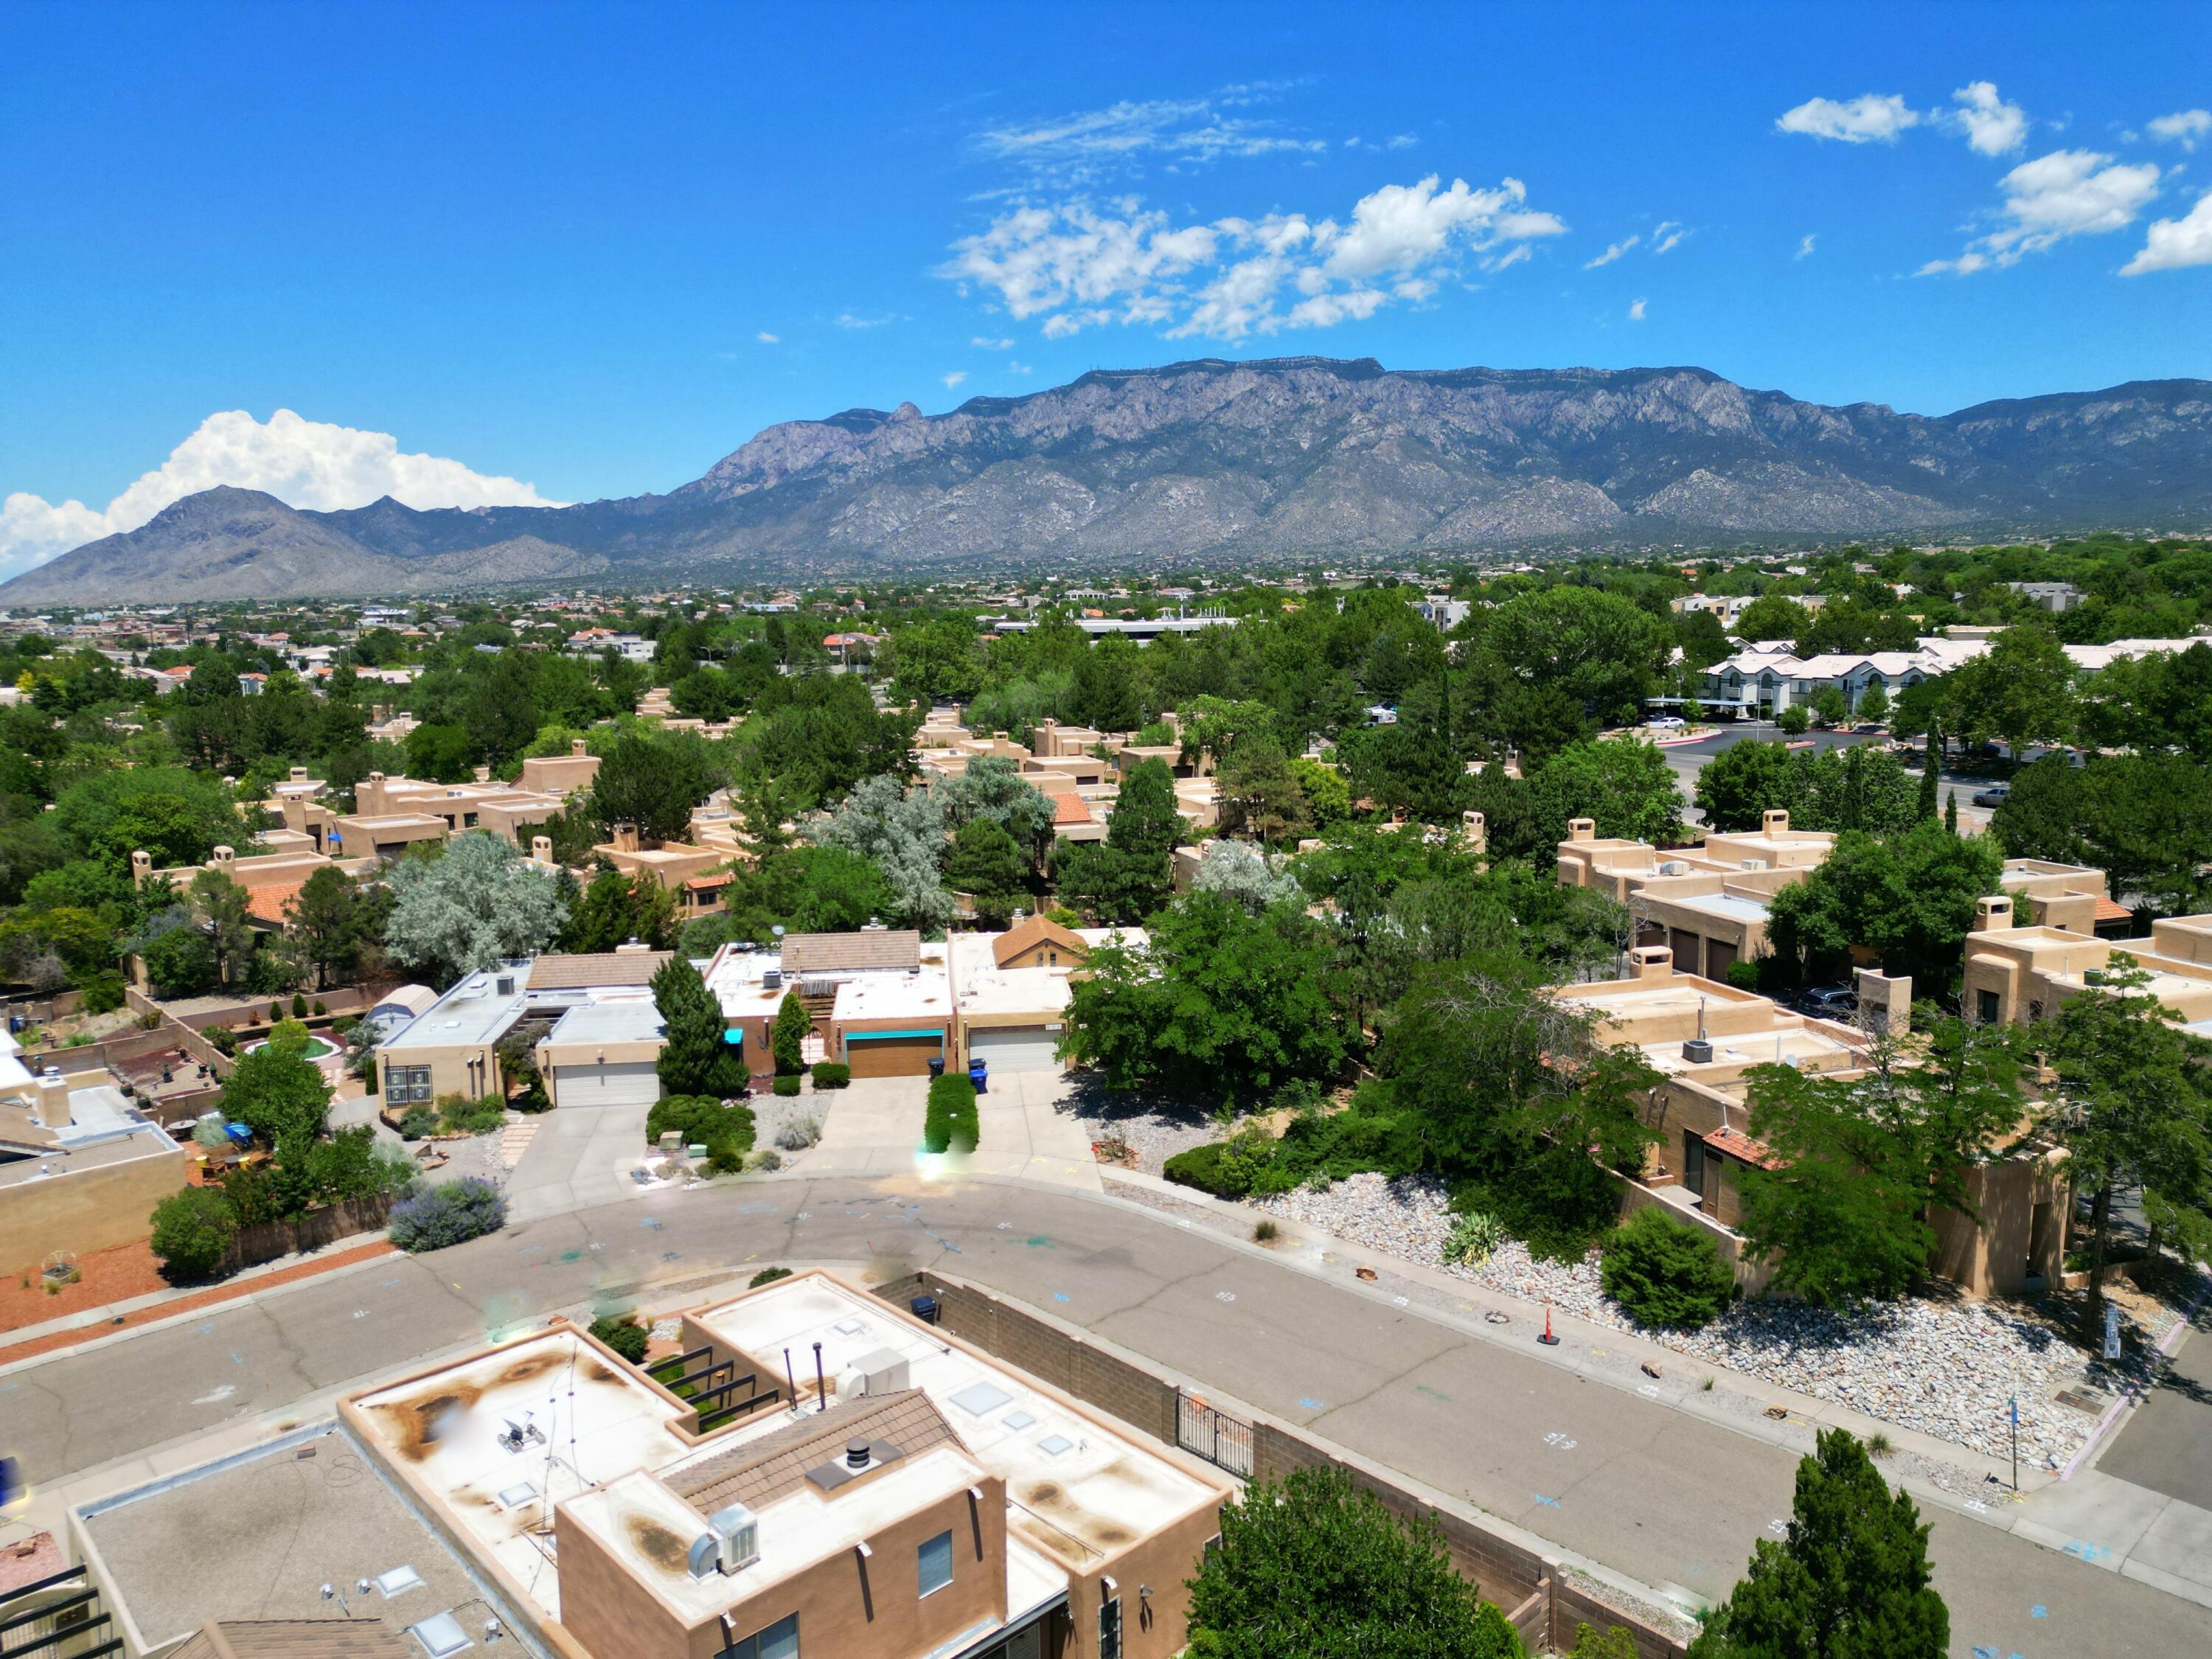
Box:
[1688,1430,1947,1659]
[1916,717,1941,821]
[653,954,747,1097]
[1100,756,1180,921]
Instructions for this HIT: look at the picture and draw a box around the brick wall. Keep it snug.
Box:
[874,1272,1688,1658]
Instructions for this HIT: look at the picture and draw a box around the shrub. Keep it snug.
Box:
[1444,1211,1505,1268]
[438,1092,508,1135]
[748,1265,792,1288]
[810,1062,850,1089]
[1164,1141,1238,1197]
[150,1186,237,1279]
[645,1093,755,1153]
[80,975,127,1015]
[589,1314,650,1363]
[1453,1145,1622,1264]
[398,1105,438,1139]
[1776,704,1811,735]
[748,1147,784,1172]
[1600,1205,1734,1329]
[775,1114,822,1151]
[291,992,309,1018]
[1253,1218,1279,1243]
[772,1075,801,1097]
[771,990,810,1075]
[268,1004,283,1023]
[922,1074,978,1154]
[206,1026,238,1057]
[313,1000,327,1016]
[388,1178,507,1251]
[705,1141,748,1175]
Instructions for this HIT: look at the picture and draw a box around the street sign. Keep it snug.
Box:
[2104,1303,2121,1360]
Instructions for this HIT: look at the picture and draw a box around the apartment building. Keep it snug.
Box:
[329,1270,1228,1659]
[1554,949,2065,1296]
[1963,900,2212,1030]
[1555,810,1836,981]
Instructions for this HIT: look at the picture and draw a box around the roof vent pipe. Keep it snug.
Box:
[846,1439,872,1470]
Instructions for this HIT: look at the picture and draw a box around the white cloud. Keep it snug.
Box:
[756,330,779,344]
[1386,133,1419,150]
[1482,244,1532,273]
[1945,81,2028,155]
[942,172,1563,340]
[1795,233,1818,260]
[1628,297,1648,321]
[1777,93,1919,144]
[1650,220,1686,255]
[1008,361,1034,375]
[942,372,968,389]
[970,335,1015,349]
[0,409,560,573]
[1585,234,1639,268]
[2124,188,2212,274]
[974,89,1325,183]
[2149,109,2212,152]
[835,312,894,329]
[1918,147,2161,274]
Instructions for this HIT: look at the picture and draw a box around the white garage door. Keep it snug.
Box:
[970,1027,1063,1072]
[554,1060,662,1108]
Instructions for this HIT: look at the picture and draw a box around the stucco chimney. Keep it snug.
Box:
[1854,969,1912,1036]
[532,835,553,863]
[1461,810,1486,858]
[1974,895,2015,933]
[212,845,234,866]
[131,849,153,888]
[36,1068,71,1128]
[613,822,641,855]
[1630,945,1673,980]
[1568,818,1596,844]
[1761,808,1790,835]
[571,738,588,757]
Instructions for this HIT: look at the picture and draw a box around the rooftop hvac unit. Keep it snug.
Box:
[1741,858,1769,872]
[763,968,783,990]
[1658,860,1689,876]
[495,975,515,996]
[842,1347,911,1399]
[1682,1037,1714,1063]
[689,1503,759,1578]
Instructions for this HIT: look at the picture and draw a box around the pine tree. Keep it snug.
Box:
[771,989,813,1077]
[1944,789,1958,834]
[1917,717,1941,821]
[1688,1429,1947,1659]
[653,955,747,1097]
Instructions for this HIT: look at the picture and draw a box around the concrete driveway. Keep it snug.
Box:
[803,1070,1099,1189]
[504,1098,655,1222]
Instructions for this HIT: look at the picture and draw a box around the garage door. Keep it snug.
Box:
[970,1026,1062,1071]
[553,1060,661,1108]
[844,1032,943,1078]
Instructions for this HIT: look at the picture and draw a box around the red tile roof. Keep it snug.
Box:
[1703,1126,1785,1170]
[243,882,305,925]
[2094,897,2132,922]
[1051,791,1094,826]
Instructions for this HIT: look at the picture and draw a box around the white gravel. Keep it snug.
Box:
[1072,1107,1220,1174]
[750,1090,829,1154]
[1253,1172,2128,1469]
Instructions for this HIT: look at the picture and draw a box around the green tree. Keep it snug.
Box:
[1185,1466,1523,1659]
[810,773,951,931]
[189,869,256,987]
[944,818,1031,928]
[1732,593,1814,647]
[563,866,681,953]
[285,864,364,991]
[219,1019,333,1147]
[771,989,812,1077]
[1694,740,1802,832]
[1808,685,1849,728]
[1854,678,1891,726]
[720,845,896,943]
[52,765,239,870]
[1916,717,1941,821]
[1688,1430,1946,1659]
[1214,735,1311,846]
[1097,756,1180,921]
[1290,755,1352,827]
[1991,754,2212,917]
[384,831,569,985]
[1525,737,1683,846]
[1767,823,2002,990]
[1736,1014,2026,1304]
[2043,956,2212,1319]
[887,615,984,706]
[1062,889,1344,1105]
[652,954,747,1096]
[1485,586,1670,726]
[150,1186,239,1280]
[588,730,723,844]
[1775,704,1811,735]
[1941,625,2078,751]
[934,754,1054,872]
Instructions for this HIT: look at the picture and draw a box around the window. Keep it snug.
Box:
[1683,1134,1706,1200]
[719,1613,797,1659]
[383,1064,433,1104]
[918,1529,953,1598]
[1976,989,2001,1025]
[1098,1596,1123,1659]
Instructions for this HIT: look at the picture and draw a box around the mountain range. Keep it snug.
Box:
[10,358,2211,602]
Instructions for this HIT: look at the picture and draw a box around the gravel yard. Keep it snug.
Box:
[1068,1088,1220,1174]
[1251,1172,2165,1470]
[751,1090,830,1155]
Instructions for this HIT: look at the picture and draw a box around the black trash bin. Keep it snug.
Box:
[927,1056,945,1079]
[910,1295,939,1326]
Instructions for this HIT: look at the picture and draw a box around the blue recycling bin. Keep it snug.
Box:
[967,1059,987,1094]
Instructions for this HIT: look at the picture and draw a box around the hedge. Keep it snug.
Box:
[1162,1141,1239,1197]
[150,1186,239,1279]
[588,1314,650,1363]
[772,1075,801,1096]
[647,1093,756,1153]
[922,1074,979,1155]
[1599,1205,1734,1329]
[810,1062,850,1088]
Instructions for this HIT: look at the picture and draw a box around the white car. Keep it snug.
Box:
[1647,716,1687,731]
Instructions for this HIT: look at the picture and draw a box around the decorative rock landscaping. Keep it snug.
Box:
[1252,1171,2167,1470]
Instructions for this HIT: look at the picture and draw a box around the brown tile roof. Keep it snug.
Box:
[171,1621,408,1658]
[1049,791,1094,826]
[668,1390,961,1517]
[779,930,921,974]
[992,914,1089,969]
[526,950,673,989]
[244,882,305,925]
[2094,897,2133,922]
[1703,1125,1785,1171]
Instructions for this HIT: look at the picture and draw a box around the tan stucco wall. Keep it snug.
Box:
[0,1144,189,1275]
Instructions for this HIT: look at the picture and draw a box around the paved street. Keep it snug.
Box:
[1658,724,1998,830]
[4,1172,2205,1657]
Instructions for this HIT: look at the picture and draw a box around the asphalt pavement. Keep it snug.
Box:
[4,1172,2205,1658]
[1659,723,1997,830]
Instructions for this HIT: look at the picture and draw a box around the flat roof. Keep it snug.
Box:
[348,1328,695,1623]
[77,1427,531,1655]
[1668,891,1774,925]
[378,967,532,1054]
[543,1001,664,1047]
[687,1277,1218,1575]
[833,966,953,1026]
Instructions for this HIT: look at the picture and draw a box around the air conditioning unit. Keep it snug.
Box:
[1682,1037,1714,1063]
[763,968,784,990]
[495,975,515,996]
[1741,858,1769,872]
[689,1503,759,1577]
[2084,968,2107,986]
[842,1347,911,1399]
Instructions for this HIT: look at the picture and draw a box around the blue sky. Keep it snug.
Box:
[4,0,2208,570]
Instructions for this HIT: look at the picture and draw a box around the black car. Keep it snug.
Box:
[1798,985,1858,1019]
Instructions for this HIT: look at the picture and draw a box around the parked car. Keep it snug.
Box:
[1798,985,1858,1019]
[1972,783,2011,807]
[1647,715,1687,731]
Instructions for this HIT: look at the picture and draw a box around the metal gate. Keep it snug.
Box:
[1177,1391,1253,1478]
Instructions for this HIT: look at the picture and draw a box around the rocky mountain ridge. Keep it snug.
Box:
[9,358,2209,601]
